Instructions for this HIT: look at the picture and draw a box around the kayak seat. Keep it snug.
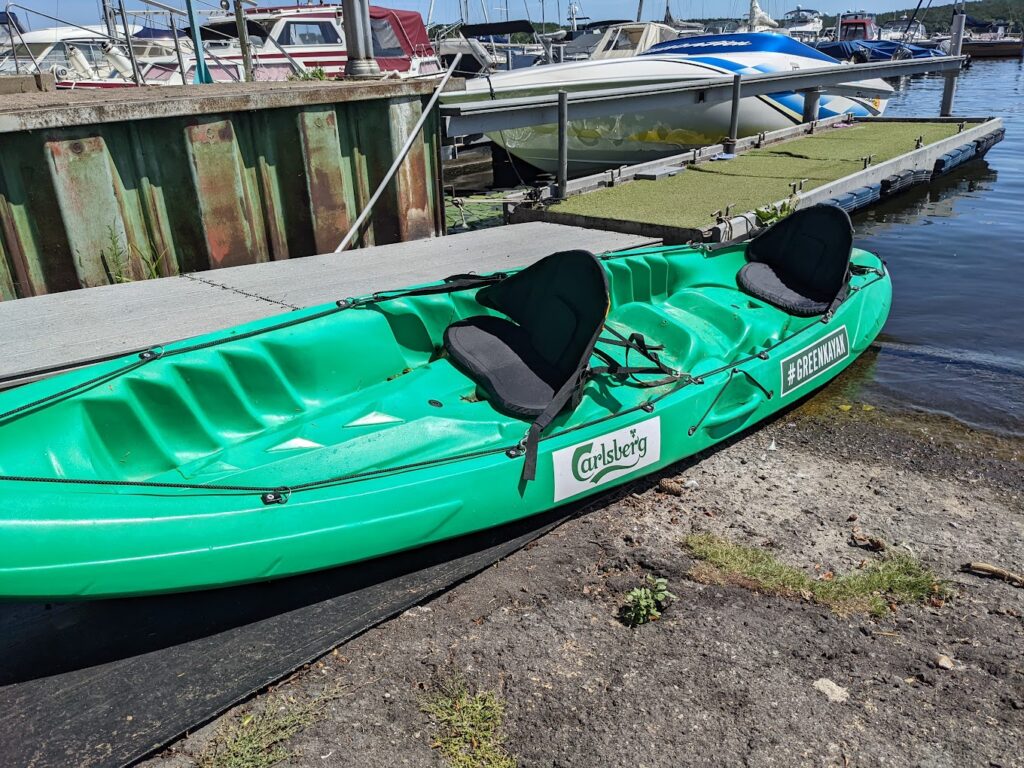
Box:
[444,250,610,420]
[737,204,853,317]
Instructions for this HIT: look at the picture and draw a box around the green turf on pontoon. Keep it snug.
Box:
[550,123,963,229]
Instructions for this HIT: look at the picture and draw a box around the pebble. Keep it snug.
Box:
[934,654,955,670]
[813,678,850,703]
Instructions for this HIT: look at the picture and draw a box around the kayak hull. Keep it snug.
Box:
[0,243,891,599]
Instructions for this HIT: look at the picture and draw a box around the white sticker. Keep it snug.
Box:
[553,417,661,502]
[779,325,850,397]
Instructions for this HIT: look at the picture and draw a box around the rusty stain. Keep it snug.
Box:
[0,83,440,300]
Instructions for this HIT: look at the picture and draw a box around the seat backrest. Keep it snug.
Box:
[476,249,610,385]
[747,204,854,304]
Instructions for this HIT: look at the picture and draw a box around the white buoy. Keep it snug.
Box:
[102,41,134,79]
[67,44,98,80]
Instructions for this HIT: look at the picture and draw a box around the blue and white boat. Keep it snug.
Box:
[450,33,893,174]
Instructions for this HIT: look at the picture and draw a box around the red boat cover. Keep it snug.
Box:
[371,5,435,61]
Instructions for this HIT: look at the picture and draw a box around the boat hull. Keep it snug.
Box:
[453,34,891,174]
[0,242,891,599]
[488,90,884,173]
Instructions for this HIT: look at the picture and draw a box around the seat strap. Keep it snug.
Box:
[591,325,681,388]
[518,365,589,482]
[517,326,682,482]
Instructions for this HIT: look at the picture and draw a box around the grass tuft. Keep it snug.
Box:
[197,690,337,768]
[422,680,517,768]
[684,533,949,616]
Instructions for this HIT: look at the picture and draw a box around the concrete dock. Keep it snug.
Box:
[0,222,657,387]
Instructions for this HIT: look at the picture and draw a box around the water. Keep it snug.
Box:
[848,58,1024,436]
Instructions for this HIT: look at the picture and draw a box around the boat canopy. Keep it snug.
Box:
[133,25,186,39]
[815,39,945,60]
[371,6,433,58]
[0,11,24,34]
[591,23,680,60]
[459,20,536,38]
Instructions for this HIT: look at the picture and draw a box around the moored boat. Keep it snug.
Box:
[781,7,824,41]
[0,206,891,600]
[447,33,893,174]
[143,4,441,83]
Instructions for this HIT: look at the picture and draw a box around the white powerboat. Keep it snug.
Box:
[879,17,928,43]
[782,7,824,41]
[448,33,893,174]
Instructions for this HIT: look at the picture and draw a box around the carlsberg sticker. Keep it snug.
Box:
[780,326,850,397]
[553,417,661,502]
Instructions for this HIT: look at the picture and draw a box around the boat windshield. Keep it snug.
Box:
[784,9,819,26]
[0,42,50,72]
[841,22,871,40]
[276,20,341,47]
[882,20,924,35]
[601,27,644,53]
[371,18,404,57]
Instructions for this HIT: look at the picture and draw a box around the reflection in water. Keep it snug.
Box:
[859,160,998,229]
[846,59,1024,436]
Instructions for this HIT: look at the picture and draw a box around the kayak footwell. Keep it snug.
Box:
[0,504,577,768]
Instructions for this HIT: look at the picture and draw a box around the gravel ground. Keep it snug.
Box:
[145,360,1024,768]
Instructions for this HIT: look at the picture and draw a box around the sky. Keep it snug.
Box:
[8,0,929,29]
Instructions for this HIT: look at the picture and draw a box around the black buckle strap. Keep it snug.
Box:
[593,325,682,388]
[519,366,589,482]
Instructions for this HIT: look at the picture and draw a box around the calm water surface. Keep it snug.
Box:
[849,58,1024,435]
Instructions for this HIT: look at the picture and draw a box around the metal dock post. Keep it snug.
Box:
[801,87,822,124]
[725,74,742,154]
[941,11,966,116]
[557,90,569,199]
[343,0,381,77]
[233,0,255,82]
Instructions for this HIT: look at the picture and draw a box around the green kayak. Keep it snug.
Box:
[0,205,890,599]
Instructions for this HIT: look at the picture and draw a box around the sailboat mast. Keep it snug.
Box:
[101,0,118,39]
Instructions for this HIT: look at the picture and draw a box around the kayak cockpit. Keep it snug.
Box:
[0,206,863,492]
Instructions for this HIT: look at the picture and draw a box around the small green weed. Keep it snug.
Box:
[197,689,339,768]
[422,679,517,768]
[620,575,677,627]
[289,66,327,81]
[98,225,167,284]
[684,533,949,616]
[754,195,798,227]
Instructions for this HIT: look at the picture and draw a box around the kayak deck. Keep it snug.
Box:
[0,246,797,489]
[0,237,891,598]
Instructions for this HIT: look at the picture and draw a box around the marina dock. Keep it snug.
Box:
[509,115,1004,243]
[0,222,655,388]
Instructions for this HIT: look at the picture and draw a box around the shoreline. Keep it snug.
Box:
[145,366,1023,768]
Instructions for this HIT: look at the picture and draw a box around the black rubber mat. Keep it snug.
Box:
[0,506,577,768]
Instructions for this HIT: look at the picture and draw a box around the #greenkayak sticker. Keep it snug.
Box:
[553,417,661,502]
[780,326,850,397]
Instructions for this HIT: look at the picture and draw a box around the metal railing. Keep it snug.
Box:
[441,56,966,136]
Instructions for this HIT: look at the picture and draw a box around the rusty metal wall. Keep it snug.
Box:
[0,82,443,300]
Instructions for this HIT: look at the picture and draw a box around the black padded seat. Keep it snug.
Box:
[444,250,610,420]
[737,204,854,317]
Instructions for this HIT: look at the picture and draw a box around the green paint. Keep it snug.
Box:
[550,122,963,229]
